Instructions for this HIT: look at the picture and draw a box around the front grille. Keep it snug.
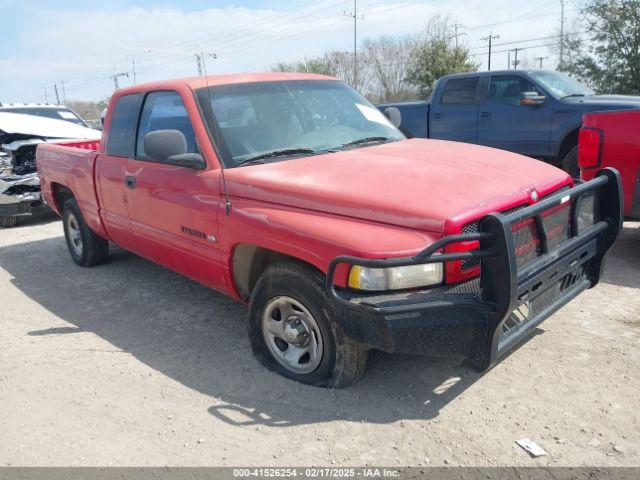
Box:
[460,203,528,269]
[541,201,572,250]
[512,218,542,268]
[460,187,571,271]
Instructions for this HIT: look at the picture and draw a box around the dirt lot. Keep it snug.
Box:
[1,214,639,467]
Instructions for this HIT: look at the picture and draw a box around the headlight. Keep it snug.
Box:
[576,192,597,234]
[348,263,443,291]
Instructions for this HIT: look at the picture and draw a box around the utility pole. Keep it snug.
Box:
[507,51,511,70]
[343,0,363,87]
[132,58,137,85]
[111,71,129,90]
[535,56,548,68]
[560,0,566,68]
[194,51,217,76]
[195,52,203,76]
[512,48,522,69]
[481,33,500,71]
[53,84,61,104]
[452,23,465,49]
[44,86,48,103]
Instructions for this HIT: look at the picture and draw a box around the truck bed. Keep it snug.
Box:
[36,141,104,234]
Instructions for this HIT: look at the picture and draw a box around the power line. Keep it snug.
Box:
[469,34,564,51]
[466,0,559,30]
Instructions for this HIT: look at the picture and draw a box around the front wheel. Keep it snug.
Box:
[248,260,368,387]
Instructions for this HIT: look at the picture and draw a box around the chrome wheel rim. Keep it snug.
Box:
[261,296,323,374]
[66,213,83,257]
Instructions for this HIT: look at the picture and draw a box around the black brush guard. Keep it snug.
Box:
[326,168,622,370]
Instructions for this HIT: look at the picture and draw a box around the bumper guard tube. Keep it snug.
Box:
[326,168,623,371]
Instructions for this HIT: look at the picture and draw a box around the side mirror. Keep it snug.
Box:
[520,91,546,106]
[167,152,206,170]
[144,129,205,169]
[384,107,402,128]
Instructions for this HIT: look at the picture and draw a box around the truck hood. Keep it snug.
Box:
[223,138,571,232]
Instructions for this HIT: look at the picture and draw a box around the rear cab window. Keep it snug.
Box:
[440,77,480,105]
[106,94,142,157]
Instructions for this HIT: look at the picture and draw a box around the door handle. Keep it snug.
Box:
[124,175,136,189]
[433,112,444,120]
[480,111,491,119]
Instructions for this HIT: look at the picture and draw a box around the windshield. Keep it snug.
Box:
[0,107,88,126]
[529,71,594,98]
[196,80,404,166]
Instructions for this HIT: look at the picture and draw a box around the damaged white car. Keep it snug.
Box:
[0,112,100,228]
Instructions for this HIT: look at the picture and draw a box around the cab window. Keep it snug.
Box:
[135,91,198,160]
[487,76,542,105]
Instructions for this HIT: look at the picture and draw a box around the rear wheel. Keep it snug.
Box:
[62,198,109,267]
[0,216,18,228]
[248,260,368,387]
[561,145,579,178]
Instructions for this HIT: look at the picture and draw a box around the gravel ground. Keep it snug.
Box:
[1,213,639,467]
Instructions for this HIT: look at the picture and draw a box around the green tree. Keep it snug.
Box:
[271,58,336,76]
[407,16,479,96]
[561,0,640,94]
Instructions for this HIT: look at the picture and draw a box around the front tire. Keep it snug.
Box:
[248,260,368,387]
[0,216,18,228]
[62,198,109,267]
[561,145,579,178]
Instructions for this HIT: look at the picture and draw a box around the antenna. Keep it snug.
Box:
[200,53,231,215]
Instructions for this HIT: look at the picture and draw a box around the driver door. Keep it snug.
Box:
[123,90,226,289]
[476,74,553,158]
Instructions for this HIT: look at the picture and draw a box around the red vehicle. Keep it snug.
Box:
[579,109,640,219]
[36,73,622,387]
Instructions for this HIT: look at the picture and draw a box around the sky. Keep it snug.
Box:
[0,0,580,104]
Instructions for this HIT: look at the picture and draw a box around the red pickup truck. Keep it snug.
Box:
[36,73,623,387]
[579,109,640,219]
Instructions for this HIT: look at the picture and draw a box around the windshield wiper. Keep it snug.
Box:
[339,136,391,148]
[236,148,316,166]
[561,93,587,99]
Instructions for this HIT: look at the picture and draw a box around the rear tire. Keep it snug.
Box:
[0,216,18,228]
[248,260,368,387]
[62,198,109,267]
[561,145,579,178]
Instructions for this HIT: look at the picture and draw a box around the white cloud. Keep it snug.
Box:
[0,0,577,103]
